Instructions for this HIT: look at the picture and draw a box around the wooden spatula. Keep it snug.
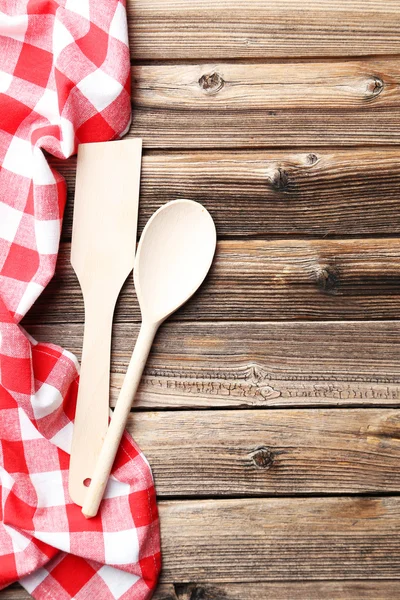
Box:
[68,138,142,507]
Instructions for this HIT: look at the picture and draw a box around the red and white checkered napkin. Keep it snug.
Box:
[0,1,161,598]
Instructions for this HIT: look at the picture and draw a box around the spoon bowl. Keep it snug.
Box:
[135,199,216,325]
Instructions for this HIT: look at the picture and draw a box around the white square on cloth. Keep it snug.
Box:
[32,147,56,185]
[30,470,65,508]
[110,3,129,46]
[52,17,75,61]
[77,69,123,112]
[18,408,42,440]
[34,530,70,553]
[4,524,31,553]
[34,218,59,254]
[0,13,28,42]
[16,281,44,316]
[31,382,63,419]
[65,0,90,20]
[20,568,48,594]
[0,70,13,94]
[103,530,139,565]
[3,137,33,179]
[34,88,59,122]
[98,565,140,599]
[50,421,73,454]
[0,202,22,242]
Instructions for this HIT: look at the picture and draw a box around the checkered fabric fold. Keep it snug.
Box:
[0,1,161,598]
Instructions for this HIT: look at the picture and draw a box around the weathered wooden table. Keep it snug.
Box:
[3,1,400,598]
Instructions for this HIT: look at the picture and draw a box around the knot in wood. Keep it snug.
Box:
[271,167,291,192]
[174,583,227,600]
[306,153,319,165]
[365,76,384,100]
[250,446,274,469]
[198,72,224,94]
[315,264,339,294]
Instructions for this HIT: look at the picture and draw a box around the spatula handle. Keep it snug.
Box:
[82,321,157,518]
[69,303,114,505]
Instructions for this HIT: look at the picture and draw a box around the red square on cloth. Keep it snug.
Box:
[57,447,69,471]
[76,22,109,68]
[54,68,75,113]
[50,554,97,596]
[0,386,18,408]
[32,344,60,384]
[2,440,29,474]
[5,489,36,531]
[0,95,32,136]
[14,43,53,88]
[27,0,58,15]
[1,355,32,395]
[65,502,104,533]
[0,554,18,587]
[76,112,116,142]
[139,553,161,591]
[2,243,39,282]
[129,489,158,528]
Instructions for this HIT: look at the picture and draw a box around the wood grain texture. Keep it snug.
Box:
[127,0,400,59]
[126,60,400,147]
[24,238,400,324]
[28,321,400,409]
[155,581,400,600]
[11,495,398,585]
[125,409,400,496]
[0,587,25,600]
[159,496,400,581]
[54,149,400,241]
[154,581,400,600]
[2,580,400,600]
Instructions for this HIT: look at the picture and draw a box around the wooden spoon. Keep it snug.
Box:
[69,139,142,507]
[82,199,216,517]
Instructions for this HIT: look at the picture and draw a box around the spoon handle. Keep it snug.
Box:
[82,321,158,518]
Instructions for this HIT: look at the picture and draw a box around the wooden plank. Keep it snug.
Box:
[126,409,400,496]
[3,580,400,600]
[152,581,400,600]
[28,321,400,409]
[24,238,400,324]
[54,149,400,241]
[0,587,26,600]
[127,60,400,147]
[4,498,399,586]
[127,0,400,60]
[159,496,400,581]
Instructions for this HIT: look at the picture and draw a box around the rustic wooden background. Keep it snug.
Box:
[3,0,400,598]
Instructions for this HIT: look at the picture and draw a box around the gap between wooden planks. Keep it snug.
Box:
[126,0,400,60]
[52,149,400,241]
[29,321,400,409]
[24,238,400,324]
